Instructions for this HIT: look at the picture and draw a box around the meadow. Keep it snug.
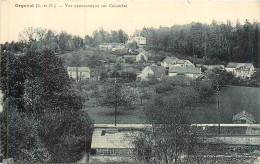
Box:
[85,86,260,124]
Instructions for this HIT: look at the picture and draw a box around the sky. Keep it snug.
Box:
[0,0,259,43]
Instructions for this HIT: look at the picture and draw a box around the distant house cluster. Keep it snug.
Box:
[127,36,146,45]
[116,50,149,64]
[137,56,201,81]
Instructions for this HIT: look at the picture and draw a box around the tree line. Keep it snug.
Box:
[138,20,259,67]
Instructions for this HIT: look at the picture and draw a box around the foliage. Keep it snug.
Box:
[142,20,259,67]
[0,49,93,162]
[132,89,201,163]
[84,28,128,47]
[99,82,138,109]
[127,41,138,50]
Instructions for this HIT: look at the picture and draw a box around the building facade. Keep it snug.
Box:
[225,62,255,79]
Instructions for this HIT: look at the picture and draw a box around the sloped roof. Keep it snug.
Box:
[124,55,137,58]
[226,62,254,69]
[67,67,90,72]
[91,129,138,149]
[169,66,201,74]
[233,110,256,123]
[149,66,165,78]
[162,56,178,65]
[176,59,187,64]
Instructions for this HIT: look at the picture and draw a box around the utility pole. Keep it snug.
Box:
[114,78,117,127]
[217,80,221,135]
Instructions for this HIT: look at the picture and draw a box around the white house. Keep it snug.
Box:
[161,56,195,68]
[168,66,201,79]
[67,66,90,81]
[137,66,165,81]
[127,36,146,45]
[225,62,254,79]
[175,59,195,67]
[161,56,179,68]
[136,51,148,62]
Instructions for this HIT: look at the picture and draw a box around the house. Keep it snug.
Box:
[168,66,201,79]
[127,36,146,45]
[67,66,90,81]
[137,66,165,81]
[225,62,254,79]
[233,110,256,124]
[161,56,179,68]
[175,59,195,68]
[99,43,113,51]
[136,51,148,62]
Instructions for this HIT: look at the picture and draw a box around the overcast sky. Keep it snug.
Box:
[1,0,259,43]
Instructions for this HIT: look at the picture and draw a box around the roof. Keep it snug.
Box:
[148,66,165,78]
[176,59,187,64]
[208,65,225,70]
[91,129,138,149]
[124,55,137,58]
[169,66,201,74]
[162,56,178,65]
[226,62,254,69]
[233,110,256,123]
[67,67,90,72]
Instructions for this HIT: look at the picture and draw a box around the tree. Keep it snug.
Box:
[127,41,138,50]
[132,87,202,163]
[0,49,94,162]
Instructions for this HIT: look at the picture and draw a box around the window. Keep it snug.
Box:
[241,119,246,124]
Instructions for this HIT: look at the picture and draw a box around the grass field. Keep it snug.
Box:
[84,99,148,124]
[85,86,260,124]
[192,85,260,124]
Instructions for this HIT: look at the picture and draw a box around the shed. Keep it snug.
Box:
[232,110,256,124]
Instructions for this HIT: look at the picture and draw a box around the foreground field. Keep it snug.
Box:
[85,86,260,124]
[192,85,260,124]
